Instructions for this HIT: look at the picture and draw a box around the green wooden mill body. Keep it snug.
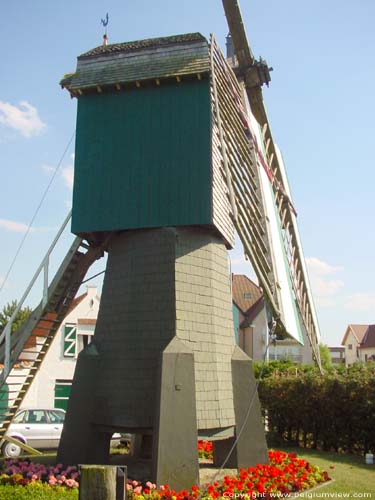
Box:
[63,33,234,247]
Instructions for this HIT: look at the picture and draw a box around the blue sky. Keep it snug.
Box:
[1,0,374,346]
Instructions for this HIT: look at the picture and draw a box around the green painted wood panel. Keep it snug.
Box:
[54,381,72,411]
[72,80,212,234]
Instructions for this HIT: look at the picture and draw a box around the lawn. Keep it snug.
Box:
[281,447,375,496]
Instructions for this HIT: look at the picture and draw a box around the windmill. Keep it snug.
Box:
[0,0,321,488]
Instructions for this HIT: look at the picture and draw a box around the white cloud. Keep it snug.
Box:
[0,219,56,233]
[0,219,32,233]
[345,293,375,312]
[0,100,46,137]
[62,166,74,190]
[305,257,342,276]
[306,257,344,307]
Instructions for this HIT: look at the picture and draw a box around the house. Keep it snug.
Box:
[341,324,369,365]
[231,274,313,363]
[20,284,100,410]
[232,274,268,360]
[328,346,345,365]
[341,324,375,365]
[358,325,375,362]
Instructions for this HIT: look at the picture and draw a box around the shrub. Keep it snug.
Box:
[0,481,78,499]
[259,363,375,453]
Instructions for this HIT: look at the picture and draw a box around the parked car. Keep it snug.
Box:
[1,408,121,458]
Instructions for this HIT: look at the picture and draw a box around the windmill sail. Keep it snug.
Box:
[219,1,322,368]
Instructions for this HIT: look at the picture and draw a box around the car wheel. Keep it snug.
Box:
[2,439,23,458]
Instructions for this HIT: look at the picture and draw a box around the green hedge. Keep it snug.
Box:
[258,363,375,454]
[0,483,78,500]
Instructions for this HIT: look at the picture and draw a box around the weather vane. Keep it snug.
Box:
[101,13,109,35]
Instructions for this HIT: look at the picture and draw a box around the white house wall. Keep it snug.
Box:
[343,329,360,366]
[22,285,100,409]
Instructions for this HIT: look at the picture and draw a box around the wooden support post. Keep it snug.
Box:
[79,465,126,500]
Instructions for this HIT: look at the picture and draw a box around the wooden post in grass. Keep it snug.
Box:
[79,465,126,500]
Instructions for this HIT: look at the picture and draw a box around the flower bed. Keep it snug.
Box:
[198,440,213,460]
[0,459,79,489]
[126,450,331,499]
[0,449,330,499]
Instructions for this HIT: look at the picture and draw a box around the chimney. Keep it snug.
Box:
[103,34,108,46]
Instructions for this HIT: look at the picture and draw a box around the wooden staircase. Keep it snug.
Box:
[0,222,106,444]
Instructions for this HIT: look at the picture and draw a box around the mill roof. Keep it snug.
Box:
[61,32,210,93]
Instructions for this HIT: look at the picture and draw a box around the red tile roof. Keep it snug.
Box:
[232,274,263,315]
[360,325,375,348]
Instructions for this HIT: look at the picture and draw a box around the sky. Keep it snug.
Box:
[1,0,374,346]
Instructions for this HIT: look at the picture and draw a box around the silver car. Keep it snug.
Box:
[1,408,121,458]
[2,408,66,458]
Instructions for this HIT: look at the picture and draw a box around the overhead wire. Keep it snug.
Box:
[0,131,76,298]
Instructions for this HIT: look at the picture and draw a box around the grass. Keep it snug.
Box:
[280,446,375,496]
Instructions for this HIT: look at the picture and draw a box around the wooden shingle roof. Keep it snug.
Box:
[79,33,206,58]
[61,32,210,93]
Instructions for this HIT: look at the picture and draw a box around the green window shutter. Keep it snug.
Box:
[54,380,72,410]
[63,324,77,357]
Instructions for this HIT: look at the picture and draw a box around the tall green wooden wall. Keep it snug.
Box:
[72,79,212,235]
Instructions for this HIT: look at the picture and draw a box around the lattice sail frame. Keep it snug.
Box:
[209,35,321,368]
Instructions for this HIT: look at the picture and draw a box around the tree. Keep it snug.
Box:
[319,343,332,370]
[0,301,32,335]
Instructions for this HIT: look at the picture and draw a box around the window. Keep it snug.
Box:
[25,410,47,424]
[348,344,352,350]
[63,324,77,357]
[48,409,65,424]
[13,411,26,424]
[77,333,93,354]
